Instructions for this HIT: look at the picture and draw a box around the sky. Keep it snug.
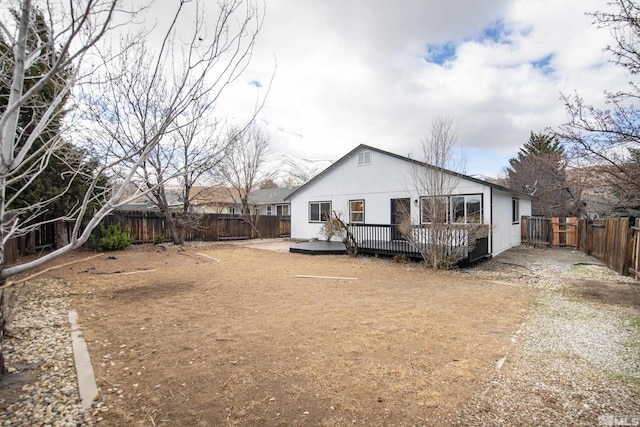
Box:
[152,0,629,178]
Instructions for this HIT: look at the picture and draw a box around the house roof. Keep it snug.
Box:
[285,144,530,200]
[189,186,239,205]
[248,187,299,205]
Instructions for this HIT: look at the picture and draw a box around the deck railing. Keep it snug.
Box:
[348,223,490,262]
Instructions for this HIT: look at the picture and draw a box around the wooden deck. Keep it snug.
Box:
[350,224,490,263]
[289,241,347,255]
[290,224,490,264]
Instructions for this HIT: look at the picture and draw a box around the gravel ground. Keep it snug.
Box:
[455,246,640,426]
[0,279,109,426]
[0,244,638,426]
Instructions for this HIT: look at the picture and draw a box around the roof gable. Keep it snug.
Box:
[285,144,529,199]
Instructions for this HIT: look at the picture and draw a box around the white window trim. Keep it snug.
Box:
[349,199,365,223]
[512,198,520,224]
[357,151,372,166]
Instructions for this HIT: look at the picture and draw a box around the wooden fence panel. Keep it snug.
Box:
[521,216,552,245]
[630,219,640,281]
[592,220,603,262]
[96,212,291,243]
[3,238,19,266]
[581,217,633,276]
[102,211,167,243]
[253,215,291,238]
[279,217,291,237]
[606,217,629,275]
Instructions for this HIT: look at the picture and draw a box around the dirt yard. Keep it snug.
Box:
[29,242,535,426]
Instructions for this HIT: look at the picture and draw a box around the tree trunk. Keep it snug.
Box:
[164,211,182,245]
[0,287,5,377]
[54,220,69,249]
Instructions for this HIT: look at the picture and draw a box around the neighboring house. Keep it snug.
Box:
[116,190,182,212]
[189,186,239,214]
[286,144,532,260]
[248,187,298,216]
[188,185,297,215]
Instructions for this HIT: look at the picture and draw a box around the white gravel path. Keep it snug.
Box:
[455,247,640,426]
[0,279,109,426]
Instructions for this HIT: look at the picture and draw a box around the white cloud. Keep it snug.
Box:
[177,0,632,176]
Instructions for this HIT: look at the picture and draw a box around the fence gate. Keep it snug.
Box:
[521,216,577,247]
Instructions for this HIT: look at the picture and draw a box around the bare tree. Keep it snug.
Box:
[0,0,263,374]
[216,122,273,235]
[84,0,264,245]
[399,115,489,269]
[556,0,640,215]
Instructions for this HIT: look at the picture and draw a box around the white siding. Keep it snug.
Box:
[490,189,532,256]
[290,147,495,242]
[289,146,533,255]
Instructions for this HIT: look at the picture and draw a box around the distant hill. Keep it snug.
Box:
[264,154,333,186]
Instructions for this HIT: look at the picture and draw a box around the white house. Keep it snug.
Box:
[285,144,531,260]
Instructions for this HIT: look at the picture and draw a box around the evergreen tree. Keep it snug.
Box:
[507,132,581,217]
[0,8,108,246]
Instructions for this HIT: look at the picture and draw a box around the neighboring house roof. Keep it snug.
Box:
[116,189,182,212]
[248,187,299,205]
[285,144,530,200]
[189,185,238,206]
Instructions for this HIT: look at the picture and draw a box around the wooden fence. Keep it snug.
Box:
[2,212,290,266]
[3,222,57,266]
[521,217,577,247]
[523,216,640,279]
[579,217,639,278]
[99,211,291,243]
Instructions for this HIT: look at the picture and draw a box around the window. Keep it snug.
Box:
[229,206,238,215]
[277,204,290,216]
[421,196,449,223]
[421,195,482,224]
[266,205,273,215]
[309,201,331,222]
[358,151,372,165]
[451,194,482,224]
[512,198,520,224]
[349,200,365,223]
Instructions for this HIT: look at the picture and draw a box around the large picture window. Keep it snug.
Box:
[349,200,365,223]
[451,195,482,223]
[421,194,483,224]
[421,196,449,223]
[309,201,331,222]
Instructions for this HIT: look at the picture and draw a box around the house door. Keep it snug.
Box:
[390,198,411,240]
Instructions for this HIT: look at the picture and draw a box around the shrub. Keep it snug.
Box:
[319,218,344,241]
[98,224,133,251]
[153,234,164,244]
